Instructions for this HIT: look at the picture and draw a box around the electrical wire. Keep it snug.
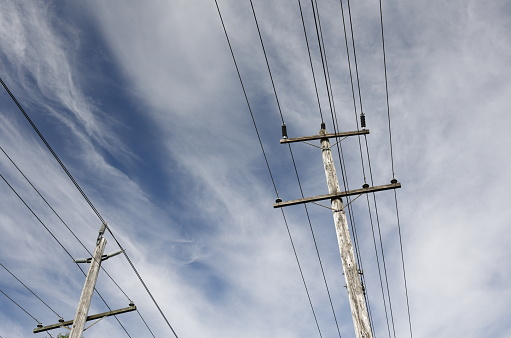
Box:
[336,0,394,334]
[363,137,397,338]
[214,1,324,336]
[298,1,374,335]
[287,144,343,338]
[0,145,155,337]
[306,0,377,330]
[0,288,41,325]
[393,190,412,337]
[296,0,324,123]
[246,0,350,335]
[377,0,413,334]
[0,146,132,303]
[0,77,178,338]
[136,309,156,338]
[0,261,62,319]
[0,171,132,336]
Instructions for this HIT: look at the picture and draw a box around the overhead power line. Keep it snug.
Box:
[0,288,41,325]
[0,145,155,336]
[305,0,378,331]
[0,77,177,337]
[214,1,326,336]
[376,0,413,335]
[0,146,132,303]
[247,0,350,335]
[296,0,324,123]
[0,261,62,320]
[0,172,132,336]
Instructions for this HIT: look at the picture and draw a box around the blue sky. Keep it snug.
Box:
[1,0,511,337]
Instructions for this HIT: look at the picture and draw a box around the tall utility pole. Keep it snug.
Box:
[70,237,107,338]
[274,123,401,338]
[320,127,372,338]
[33,224,136,336]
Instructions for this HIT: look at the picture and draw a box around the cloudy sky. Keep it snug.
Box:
[1,0,511,337]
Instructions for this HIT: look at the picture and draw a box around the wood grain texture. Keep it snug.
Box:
[70,237,107,338]
[320,129,373,338]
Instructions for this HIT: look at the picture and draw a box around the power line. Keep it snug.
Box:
[393,190,412,337]
[296,0,324,123]
[335,0,394,334]
[136,309,156,338]
[214,1,324,336]
[0,146,132,303]
[0,261,62,320]
[0,146,156,337]
[0,77,178,338]
[305,0,378,331]
[377,0,413,334]
[334,0,393,331]
[287,144,343,338]
[0,288,41,325]
[363,137,397,338]
[0,171,132,336]
[247,0,350,335]
[247,0,285,125]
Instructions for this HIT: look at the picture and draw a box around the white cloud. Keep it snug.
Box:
[1,0,511,337]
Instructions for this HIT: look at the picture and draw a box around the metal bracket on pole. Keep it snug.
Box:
[74,249,125,264]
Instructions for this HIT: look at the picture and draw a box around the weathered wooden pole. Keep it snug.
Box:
[320,128,373,338]
[70,237,107,338]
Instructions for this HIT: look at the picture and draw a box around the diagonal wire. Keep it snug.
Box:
[214,1,323,336]
[363,135,396,338]
[0,261,62,319]
[288,143,343,338]
[246,0,285,125]
[377,0,413,335]
[0,77,177,338]
[0,288,41,324]
[307,0,377,330]
[393,189,412,337]
[296,0,324,123]
[336,0,393,335]
[0,173,132,336]
[0,145,154,336]
[136,309,156,338]
[0,146,132,303]
[247,0,347,335]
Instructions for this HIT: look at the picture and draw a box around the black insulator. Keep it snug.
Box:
[275,198,282,203]
[320,122,326,130]
[360,113,366,128]
[37,324,43,328]
[281,123,288,139]
[363,183,369,189]
[391,178,398,184]
[129,301,135,307]
[59,318,64,323]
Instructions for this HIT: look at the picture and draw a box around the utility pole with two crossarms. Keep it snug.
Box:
[274,123,400,338]
[33,224,136,336]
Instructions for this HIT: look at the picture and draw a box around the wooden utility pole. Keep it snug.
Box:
[70,237,107,338]
[33,224,136,335]
[320,128,372,338]
[275,124,401,338]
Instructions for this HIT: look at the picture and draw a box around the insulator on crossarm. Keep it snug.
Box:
[321,122,326,130]
[281,123,288,139]
[360,113,366,128]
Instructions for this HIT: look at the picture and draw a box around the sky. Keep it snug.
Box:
[0,0,511,337]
